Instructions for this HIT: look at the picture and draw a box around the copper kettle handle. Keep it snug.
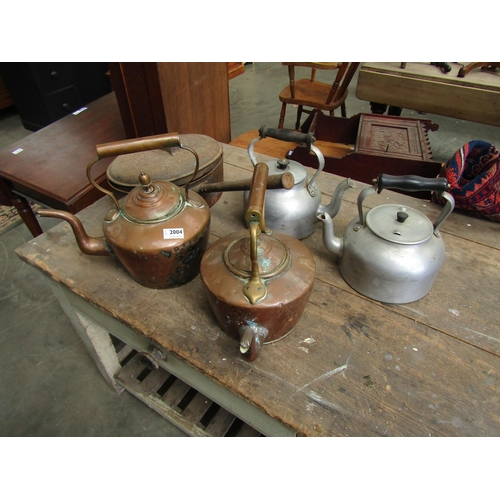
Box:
[95,134,181,158]
[86,133,200,210]
[243,162,268,305]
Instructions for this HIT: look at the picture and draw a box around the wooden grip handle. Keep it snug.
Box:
[197,172,294,194]
[95,133,181,158]
[245,162,268,225]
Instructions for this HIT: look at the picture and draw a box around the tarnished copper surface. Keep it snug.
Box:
[200,162,315,359]
[200,228,315,344]
[103,188,210,288]
[39,182,211,289]
[123,174,183,222]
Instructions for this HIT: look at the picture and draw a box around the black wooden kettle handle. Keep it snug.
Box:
[376,174,449,194]
[259,125,315,152]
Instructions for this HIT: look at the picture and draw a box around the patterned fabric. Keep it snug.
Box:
[433,140,500,221]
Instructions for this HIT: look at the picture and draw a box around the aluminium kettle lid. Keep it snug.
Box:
[267,158,307,185]
[366,204,434,245]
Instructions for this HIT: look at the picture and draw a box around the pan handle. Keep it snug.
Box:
[196,172,294,194]
[86,133,200,210]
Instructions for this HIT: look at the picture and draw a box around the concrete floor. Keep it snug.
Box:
[1,62,499,437]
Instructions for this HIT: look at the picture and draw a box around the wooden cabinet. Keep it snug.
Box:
[0,63,112,131]
[108,62,231,143]
[0,73,14,109]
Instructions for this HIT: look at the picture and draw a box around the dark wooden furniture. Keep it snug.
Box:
[0,63,111,131]
[0,92,126,236]
[278,62,360,129]
[108,62,231,143]
[0,73,14,109]
[356,62,500,126]
[289,112,441,199]
[15,143,500,437]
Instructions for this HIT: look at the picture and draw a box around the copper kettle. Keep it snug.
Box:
[200,162,316,361]
[38,133,211,289]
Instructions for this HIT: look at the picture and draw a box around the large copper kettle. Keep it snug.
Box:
[200,163,316,362]
[38,133,211,289]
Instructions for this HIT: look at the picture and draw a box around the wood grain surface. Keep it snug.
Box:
[356,62,500,126]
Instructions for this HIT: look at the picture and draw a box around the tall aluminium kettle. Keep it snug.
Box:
[318,174,455,304]
[244,126,354,239]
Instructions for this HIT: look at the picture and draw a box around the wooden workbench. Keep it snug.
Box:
[15,143,500,436]
[356,62,500,126]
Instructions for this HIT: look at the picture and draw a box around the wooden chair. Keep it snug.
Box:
[278,62,360,130]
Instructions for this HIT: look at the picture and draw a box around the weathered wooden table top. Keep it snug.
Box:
[16,143,500,436]
[356,62,500,127]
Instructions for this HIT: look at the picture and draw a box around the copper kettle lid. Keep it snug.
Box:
[122,173,184,223]
[224,233,290,279]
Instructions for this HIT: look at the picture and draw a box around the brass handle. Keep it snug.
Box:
[243,163,268,304]
[245,162,268,232]
[86,133,200,210]
[95,133,181,158]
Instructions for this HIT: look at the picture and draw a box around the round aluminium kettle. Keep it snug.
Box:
[318,174,455,304]
[37,133,211,289]
[200,162,316,362]
[244,126,355,239]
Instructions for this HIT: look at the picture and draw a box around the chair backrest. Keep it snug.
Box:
[281,62,360,105]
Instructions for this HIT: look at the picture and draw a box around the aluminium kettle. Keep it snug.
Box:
[318,174,455,304]
[244,126,354,239]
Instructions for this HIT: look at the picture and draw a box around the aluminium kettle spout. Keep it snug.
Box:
[317,211,343,258]
[37,209,110,256]
[318,178,356,218]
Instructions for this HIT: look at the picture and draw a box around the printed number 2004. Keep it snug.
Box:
[163,228,184,239]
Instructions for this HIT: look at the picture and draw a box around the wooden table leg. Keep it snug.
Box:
[0,177,43,237]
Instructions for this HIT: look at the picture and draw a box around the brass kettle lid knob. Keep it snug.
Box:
[139,172,154,193]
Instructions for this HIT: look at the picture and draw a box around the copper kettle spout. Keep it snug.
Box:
[37,209,110,256]
[239,325,269,362]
